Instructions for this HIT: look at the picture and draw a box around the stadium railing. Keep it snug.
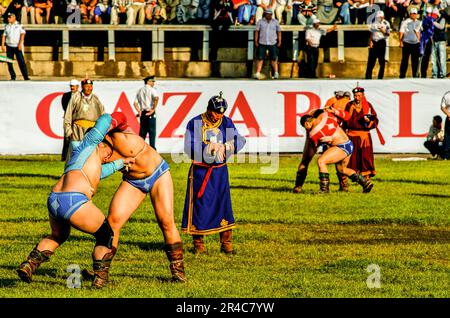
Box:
[0,24,420,62]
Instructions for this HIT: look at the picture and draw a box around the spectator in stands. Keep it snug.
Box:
[334,0,351,25]
[34,0,52,23]
[209,0,233,62]
[365,10,390,79]
[255,0,276,23]
[431,7,446,78]
[419,6,434,77]
[275,0,292,25]
[0,0,12,23]
[254,8,281,79]
[1,12,30,80]
[316,0,339,25]
[52,0,67,23]
[372,0,386,14]
[128,0,146,24]
[399,7,422,78]
[298,0,317,25]
[93,0,111,23]
[305,18,337,78]
[159,0,178,23]
[196,0,210,23]
[386,0,409,30]
[176,0,198,23]
[144,0,162,23]
[234,0,257,25]
[61,79,81,161]
[80,0,98,23]
[290,0,302,24]
[5,0,23,22]
[348,0,369,24]
[111,0,130,24]
[440,91,450,160]
[424,115,444,159]
[21,0,35,24]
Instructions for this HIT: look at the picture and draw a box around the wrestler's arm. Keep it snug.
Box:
[100,159,125,179]
[82,112,128,147]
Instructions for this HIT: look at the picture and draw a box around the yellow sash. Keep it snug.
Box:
[73,119,95,129]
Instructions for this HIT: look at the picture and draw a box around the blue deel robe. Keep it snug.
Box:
[181,113,246,235]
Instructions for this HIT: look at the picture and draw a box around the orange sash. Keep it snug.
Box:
[347,130,370,148]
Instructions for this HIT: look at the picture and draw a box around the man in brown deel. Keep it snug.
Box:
[64,79,105,161]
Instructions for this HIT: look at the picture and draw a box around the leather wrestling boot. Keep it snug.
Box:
[193,235,207,254]
[293,170,307,193]
[92,248,116,289]
[350,173,373,193]
[337,172,349,192]
[164,242,187,283]
[220,230,236,255]
[17,246,53,283]
[318,172,330,194]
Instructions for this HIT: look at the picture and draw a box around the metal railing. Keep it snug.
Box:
[0,24,385,62]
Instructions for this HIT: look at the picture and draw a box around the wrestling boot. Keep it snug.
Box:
[164,242,187,283]
[220,230,236,255]
[293,169,307,193]
[192,235,207,254]
[92,247,116,289]
[337,172,349,192]
[318,172,330,194]
[350,173,373,193]
[17,246,53,283]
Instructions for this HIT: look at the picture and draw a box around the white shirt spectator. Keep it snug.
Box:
[441,91,450,113]
[4,21,26,48]
[399,18,422,44]
[370,19,391,42]
[305,27,326,48]
[134,85,159,111]
[256,17,281,45]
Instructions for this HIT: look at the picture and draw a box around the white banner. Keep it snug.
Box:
[0,79,446,154]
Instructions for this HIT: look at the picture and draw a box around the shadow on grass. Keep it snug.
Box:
[375,178,449,186]
[0,173,59,180]
[411,193,450,199]
[0,278,19,287]
[0,264,58,278]
[120,241,165,252]
[230,185,293,192]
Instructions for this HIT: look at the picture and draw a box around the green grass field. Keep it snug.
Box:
[0,154,449,298]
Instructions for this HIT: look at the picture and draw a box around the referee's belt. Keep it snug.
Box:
[73,119,96,129]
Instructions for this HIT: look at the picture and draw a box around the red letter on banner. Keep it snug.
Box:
[228,91,265,137]
[36,92,64,139]
[160,92,202,138]
[112,92,140,134]
[278,92,321,137]
[392,91,427,137]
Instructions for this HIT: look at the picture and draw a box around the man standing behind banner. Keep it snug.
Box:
[133,75,159,150]
[343,86,379,185]
[182,92,246,255]
[61,79,80,161]
[64,79,105,161]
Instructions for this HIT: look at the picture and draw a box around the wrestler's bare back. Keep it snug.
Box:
[107,130,163,180]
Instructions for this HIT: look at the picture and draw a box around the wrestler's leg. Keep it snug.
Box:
[17,217,70,283]
[150,171,186,282]
[70,202,117,288]
[317,147,346,193]
[337,156,373,193]
[150,171,181,244]
[294,137,317,193]
[108,181,146,249]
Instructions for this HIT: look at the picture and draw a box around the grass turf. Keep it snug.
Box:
[0,154,448,298]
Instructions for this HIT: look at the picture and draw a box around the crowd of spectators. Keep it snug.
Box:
[0,0,449,27]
